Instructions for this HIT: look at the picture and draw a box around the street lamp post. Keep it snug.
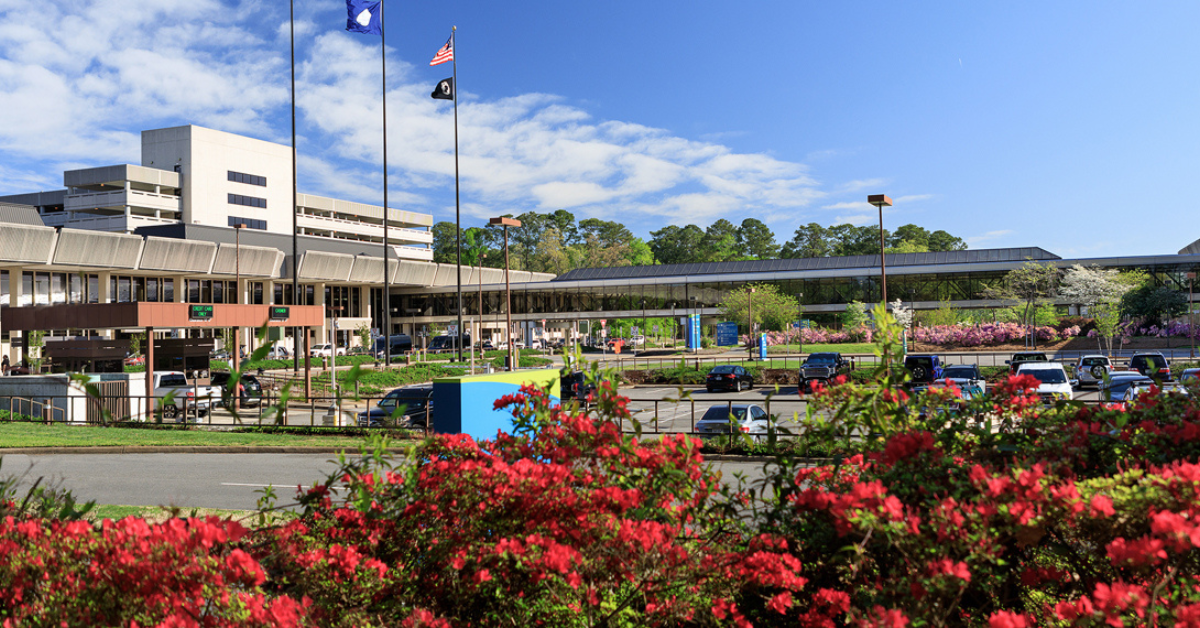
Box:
[640,299,647,356]
[233,222,246,366]
[475,252,486,373]
[1189,272,1196,359]
[868,194,893,305]
[747,287,756,359]
[489,216,521,371]
[797,292,804,356]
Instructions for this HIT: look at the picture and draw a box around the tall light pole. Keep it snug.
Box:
[234,222,246,365]
[640,298,647,356]
[234,222,246,304]
[747,286,756,359]
[868,194,893,305]
[489,216,521,371]
[797,292,804,356]
[475,252,486,372]
[1189,271,1196,360]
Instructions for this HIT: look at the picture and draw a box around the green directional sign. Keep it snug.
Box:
[269,306,290,321]
[189,304,214,321]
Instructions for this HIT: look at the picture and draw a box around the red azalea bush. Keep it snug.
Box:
[3,306,1200,626]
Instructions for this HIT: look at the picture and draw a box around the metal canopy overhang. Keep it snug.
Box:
[1,302,325,331]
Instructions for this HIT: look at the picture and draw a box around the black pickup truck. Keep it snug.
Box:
[799,352,851,393]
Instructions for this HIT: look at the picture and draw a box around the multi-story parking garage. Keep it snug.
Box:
[1,124,1199,365]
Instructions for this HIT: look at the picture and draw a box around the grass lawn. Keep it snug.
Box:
[0,422,370,449]
[85,504,296,524]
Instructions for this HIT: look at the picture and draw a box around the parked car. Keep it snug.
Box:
[428,334,471,354]
[1120,382,1189,405]
[309,344,345,358]
[1015,362,1077,404]
[1006,351,1049,374]
[1181,368,1200,386]
[705,365,754,392]
[1130,352,1172,381]
[561,371,600,402]
[798,352,850,393]
[123,354,145,366]
[1099,372,1156,408]
[358,386,434,428]
[1074,355,1113,388]
[372,334,414,359]
[478,340,496,351]
[904,354,944,385]
[152,371,219,422]
[693,404,773,442]
[263,346,291,360]
[210,372,263,408]
[941,364,984,390]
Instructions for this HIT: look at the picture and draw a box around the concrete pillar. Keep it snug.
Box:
[97,272,112,304]
[145,326,155,421]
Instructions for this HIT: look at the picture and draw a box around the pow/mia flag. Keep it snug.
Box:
[431,78,454,100]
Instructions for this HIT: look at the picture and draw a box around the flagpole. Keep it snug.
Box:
[452,26,464,363]
[381,0,392,367]
[290,0,300,373]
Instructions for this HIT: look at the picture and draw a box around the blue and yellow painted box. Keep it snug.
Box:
[431,369,560,439]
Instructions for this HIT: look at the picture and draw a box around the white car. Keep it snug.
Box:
[1015,362,1077,403]
[1074,355,1113,388]
[310,344,345,358]
[693,404,774,443]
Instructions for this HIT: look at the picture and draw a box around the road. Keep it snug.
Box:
[1,452,771,512]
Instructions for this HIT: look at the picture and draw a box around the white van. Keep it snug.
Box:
[1015,362,1077,403]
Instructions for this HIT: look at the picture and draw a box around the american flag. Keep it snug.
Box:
[430,37,454,66]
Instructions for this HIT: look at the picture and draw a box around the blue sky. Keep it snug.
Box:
[1,0,1198,258]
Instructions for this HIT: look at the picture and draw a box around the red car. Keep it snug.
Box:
[124,354,145,366]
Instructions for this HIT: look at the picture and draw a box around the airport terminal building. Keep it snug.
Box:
[1,124,1198,365]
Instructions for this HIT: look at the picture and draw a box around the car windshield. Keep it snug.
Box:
[1081,357,1108,367]
[943,367,976,378]
[806,354,837,364]
[700,406,749,421]
[710,366,736,374]
[1014,354,1047,362]
[907,357,933,367]
[1023,369,1067,384]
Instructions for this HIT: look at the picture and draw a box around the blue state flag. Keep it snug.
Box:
[346,0,382,36]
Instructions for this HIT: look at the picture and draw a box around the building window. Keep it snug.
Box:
[227,171,267,187]
[228,216,267,230]
[0,270,7,308]
[228,194,267,209]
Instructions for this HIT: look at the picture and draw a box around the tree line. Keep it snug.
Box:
[431,212,968,273]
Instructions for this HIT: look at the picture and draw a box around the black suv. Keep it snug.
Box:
[210,372,263,408]
[904,355,944,384]
[1131,352,1172,381]
[799,353,850,393]
[1007,352,1049,374]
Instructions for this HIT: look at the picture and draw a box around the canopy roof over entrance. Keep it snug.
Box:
[1,302,323,331]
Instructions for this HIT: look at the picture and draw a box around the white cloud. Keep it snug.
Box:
[966,229,1015,245]
[0,0,886,239]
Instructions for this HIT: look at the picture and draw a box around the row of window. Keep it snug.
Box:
[227,171,267,187]
[228,194,267,209]
[0,271,100,306]
[228,216,267,230]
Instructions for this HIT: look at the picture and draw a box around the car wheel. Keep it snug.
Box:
[163,405,178,420]
[706,386,714,393]
[1091,365,1106,379]
[911,366,927,381]
[748,379,754,390]
[735,381,742,393]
